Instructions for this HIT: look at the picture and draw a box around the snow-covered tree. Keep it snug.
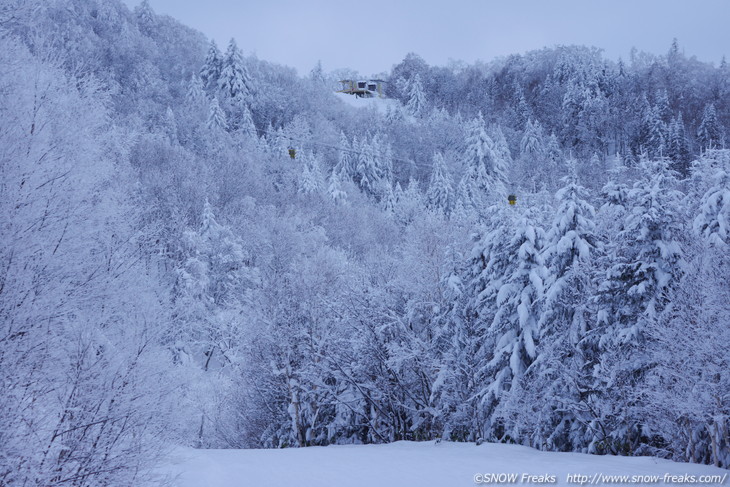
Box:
[219,38,251,101]
[299,153,324,195]
[200,39,223,90]
[237,103,257,138]
[667,113,691,176]
[459,113,507,211]
[591,158,685,453]
[698,103,721,152]
[406,73,427,117]
[207,96,228,131]
[499,177,598,451]
[328,168,348,204]
[694,163,730,248]
[335,131,355,178]
[427,152,453,213]
[186,73,206,104]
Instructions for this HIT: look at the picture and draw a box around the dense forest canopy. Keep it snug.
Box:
[1,1,729,485]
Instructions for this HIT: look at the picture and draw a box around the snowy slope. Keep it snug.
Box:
[162,441,728,487]
[334,91,404,115]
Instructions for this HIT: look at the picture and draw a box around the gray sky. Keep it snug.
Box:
[127,0,730,76]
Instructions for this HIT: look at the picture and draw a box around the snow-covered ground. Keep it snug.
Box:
[162,441,728,486]
[334,91,404,115]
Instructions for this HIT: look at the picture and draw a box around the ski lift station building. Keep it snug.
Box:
[337,79,386,98]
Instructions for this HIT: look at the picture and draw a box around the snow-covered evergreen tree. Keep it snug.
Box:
[459,113,507,211]
[406,73,427,117]
[335,131,354,178]
[219,38,251,101]
[694,163,730,247]
[237,103,257,138]
[207,96,228,131]
[328,168,348,204]
[698,103,721,152]
[499,177,598,451]
[667,113,691,176]
[481,210,546,439]
[186,73,206,104]
[426,152,453,213]
[200,39,223,91]
[299,152,324,195]
[592,157,685,453]
[520,119,546,159]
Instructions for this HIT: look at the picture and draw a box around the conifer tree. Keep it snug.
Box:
[207,97,227,131]
[135,0,156,31]
[667,113,691,176]
[200,40,223,91]
[499,177,598,451]
[328,168,348,205]
[476,209,546,440]
[591,158,685,453]
[186,73,206,105]
[406,73,427,117]
[698,103,721,151]
[335,131,354,178]
[219,38,251,101]
[460,113,507,209]
[237,104,257,138]
[694,165,730,247]
[299,153,324,195]
[520,119,546,158]
[427,152,453,213]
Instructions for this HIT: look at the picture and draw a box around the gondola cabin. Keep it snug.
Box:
[337,79,386,98]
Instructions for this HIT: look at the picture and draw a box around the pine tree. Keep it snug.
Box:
[477,209,546,440]
[426,152,453,213]
[328,168,347,205]
[219,38,251,101]
[541,178,597,341]
[335,131,354,179]
[200,40,223,91]
[519,119,547,190]
[491,125,514,168]
[592,158,685,453]
[520,119,546,158]
[694,165,730,248]
[667,113,691,176]
[299,153,324,195]
[186,73,205,105]
[500,177,598,451]
[654,89,671,123]
[163,106,177,142]
[698,103,721,151]
[443,210,512,440]
[135,0,156,31]
[237,104,257,138]
[546,132,563,179]
[460,113,506,210]
[647,105,667,158]
[406,73,427,117]
[207,97,227,131]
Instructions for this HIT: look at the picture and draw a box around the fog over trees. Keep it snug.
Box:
[1,1,729,485]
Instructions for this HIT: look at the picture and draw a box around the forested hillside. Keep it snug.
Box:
[1,1,729,485]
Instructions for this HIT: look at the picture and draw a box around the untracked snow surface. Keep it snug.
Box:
[162,441,728,486]
[334,91,404,115]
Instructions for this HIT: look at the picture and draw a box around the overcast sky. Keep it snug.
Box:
[125,0,730,76]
